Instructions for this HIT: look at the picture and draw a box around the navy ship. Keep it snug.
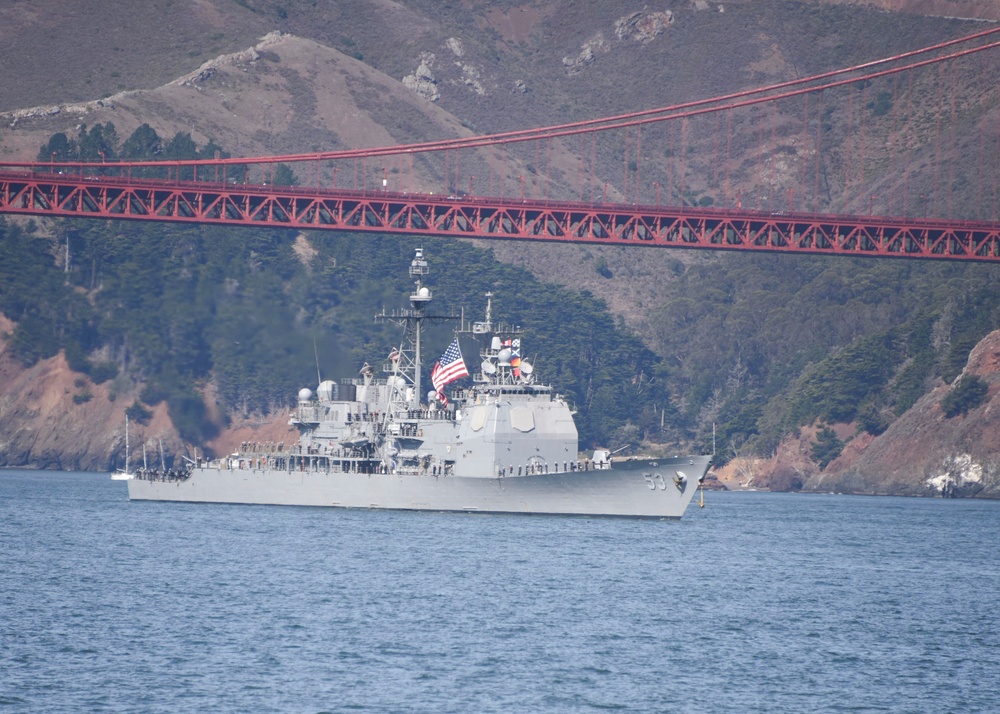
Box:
[128,249,711,518]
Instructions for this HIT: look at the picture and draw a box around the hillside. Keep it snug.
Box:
[826,0,1000,20]
[2,1,1000,496]
[714,328,1000,498]
[822,330,1000,498]
[0,32,471,164]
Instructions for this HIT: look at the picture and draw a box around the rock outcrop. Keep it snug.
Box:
[562,9,674,73]
[402,52,441,102]
[716,330,1000,498]
[815,331,1000,498]
[0,313,296,472]
[0,315,177,471]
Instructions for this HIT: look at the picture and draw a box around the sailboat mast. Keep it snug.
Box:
[125,414,130,472]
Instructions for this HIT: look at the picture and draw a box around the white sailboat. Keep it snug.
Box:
[111,414,135,481]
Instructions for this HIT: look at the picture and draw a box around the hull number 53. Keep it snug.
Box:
[643,472,666,490]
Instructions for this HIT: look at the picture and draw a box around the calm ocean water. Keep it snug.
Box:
[2,470,999,713]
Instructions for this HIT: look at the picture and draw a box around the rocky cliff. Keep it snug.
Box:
[0,314,295,471]
[816,330,1000,497]
[714,330,1000,498]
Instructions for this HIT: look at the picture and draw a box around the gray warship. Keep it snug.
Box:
[128,249,711,518]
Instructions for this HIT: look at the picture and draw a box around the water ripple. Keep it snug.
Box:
[2,471,999,712]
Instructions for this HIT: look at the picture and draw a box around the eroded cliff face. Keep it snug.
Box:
[715,330,1000,498]
[0,313,295,472]
[815,331,1000,498]
[0,314,169,471]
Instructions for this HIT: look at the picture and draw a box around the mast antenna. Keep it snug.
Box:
[313,336,322,385]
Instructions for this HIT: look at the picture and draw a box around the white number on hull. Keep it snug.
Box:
[643,473,667,490]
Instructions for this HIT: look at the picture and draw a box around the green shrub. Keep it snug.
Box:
[89,361,119,384]
[941,375,989,418]
[168,390,218,443]
[125,400,153,425]
[139,382,168,406]
[856,403,890,436]
[811,425,843,469]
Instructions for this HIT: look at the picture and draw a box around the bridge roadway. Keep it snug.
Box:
[2,169,1000,262]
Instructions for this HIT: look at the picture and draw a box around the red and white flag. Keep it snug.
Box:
[431,339,469,393]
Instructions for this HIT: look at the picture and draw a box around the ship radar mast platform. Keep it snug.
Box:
[374,248,460,408]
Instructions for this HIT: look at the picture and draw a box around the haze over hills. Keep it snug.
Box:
[2,0,1000,498]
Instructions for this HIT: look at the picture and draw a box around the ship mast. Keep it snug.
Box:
[374,249,458,408]
[408,249,431,404]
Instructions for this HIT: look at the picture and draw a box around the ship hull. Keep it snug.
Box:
[127,455,712,519]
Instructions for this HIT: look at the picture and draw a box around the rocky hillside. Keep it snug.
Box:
[0,31,472,166]
[827,0,1000,21]
[715,329,1000,498]
[820,330,1000,498]
[0,312,297,471]
[3,2,994,341]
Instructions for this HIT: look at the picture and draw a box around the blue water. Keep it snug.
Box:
[2,470,999,713]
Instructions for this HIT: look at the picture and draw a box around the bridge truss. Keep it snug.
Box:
[2,171,998,261]
[1,27,999,261]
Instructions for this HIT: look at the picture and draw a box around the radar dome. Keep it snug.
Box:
[317,380,336,402]
[411,285,432,306]
[389,376,407,390]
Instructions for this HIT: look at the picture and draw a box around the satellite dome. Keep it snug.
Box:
[497,348,513,366]
[297,388,314,402]
[317,380,336,401]
[411,285,432,306]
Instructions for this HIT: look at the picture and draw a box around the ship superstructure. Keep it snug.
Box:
[128,249,711,517]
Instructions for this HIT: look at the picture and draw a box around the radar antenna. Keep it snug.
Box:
[374,248,460,408]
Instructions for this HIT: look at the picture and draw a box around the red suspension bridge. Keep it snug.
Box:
[2,28,1000,261]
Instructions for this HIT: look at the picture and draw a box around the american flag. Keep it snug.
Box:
[431,339,469,393]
